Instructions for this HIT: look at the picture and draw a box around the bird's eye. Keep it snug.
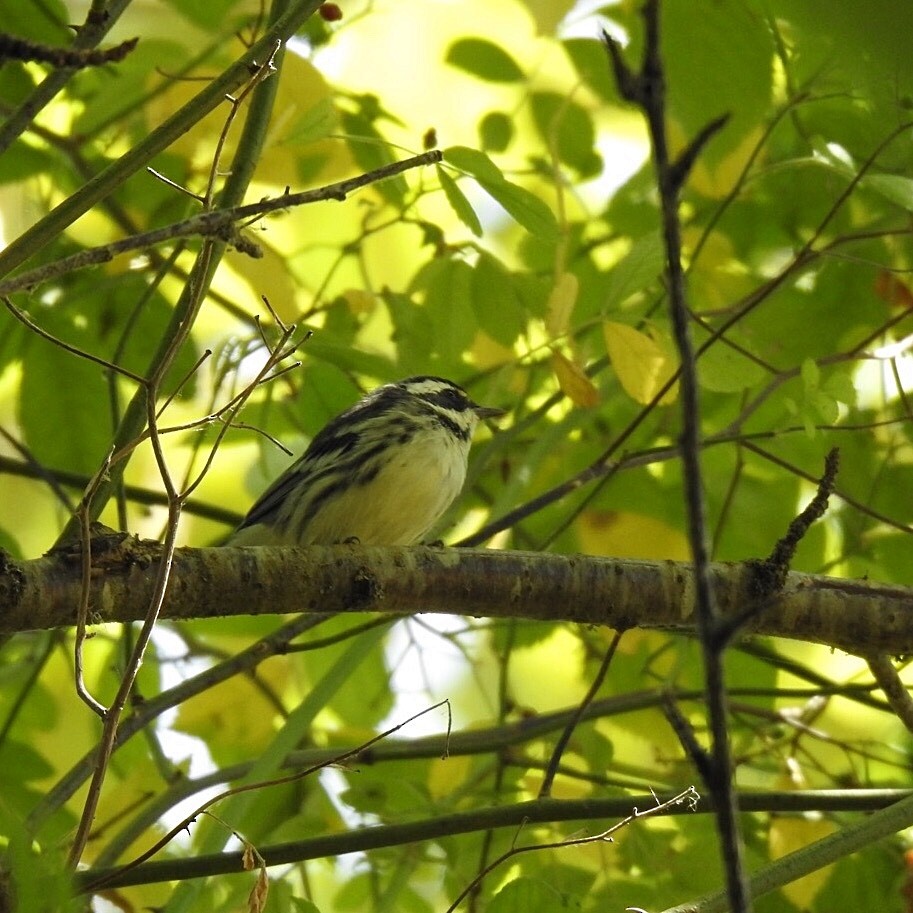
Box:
[442,387,467,407]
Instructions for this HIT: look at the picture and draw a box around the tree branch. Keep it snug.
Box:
[76,787,913,893]
[2,542,912,654]
[0,151,444,296]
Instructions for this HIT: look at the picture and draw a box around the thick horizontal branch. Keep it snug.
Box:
[2,539,911,653]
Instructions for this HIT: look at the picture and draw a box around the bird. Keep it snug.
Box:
[228,375,504,547]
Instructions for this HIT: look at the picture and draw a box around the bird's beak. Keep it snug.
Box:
[474,404,506,421]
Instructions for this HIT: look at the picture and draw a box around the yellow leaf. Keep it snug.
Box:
[578,509,689,560]
[174,656,291,755]
[470,329,516,367]
[545,272,579,337]
[603,320,679,405]
[522,756,592,800]
[428,754,472,799]
[342,288,377,315]
[769,814,836,909]
[552,351,599,407]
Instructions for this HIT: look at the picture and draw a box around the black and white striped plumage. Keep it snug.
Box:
[229,376,503,546]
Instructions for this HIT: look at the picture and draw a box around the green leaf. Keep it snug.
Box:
[72,40,187,138]
[862,173,913,211]
[823,369,857,408]
[285,96,338,145]
[530,90,602,177]
[384,290,436,375]
[477,177,559,239]
[19,331,112,477]
[563,37,616,102]
[289,899,322,913]
[443,145,505,183]
[801,357,820,391]
[697,334,766,392]
[340,110,407,206]
[489,877,566,913]
[1,0,69,43]
[603,231,665,310]
[60,271,200,400]
[161,0,248,28]
[472,253,525,345]
[443,146,559,238]
[663,1,773,159]
[0,61,38,107]
[445,38,524,83]
[0,138,56,184]
[478,111,514,153]
[300,339,396,381]
[436,164,482,236]
[412,258,477,362]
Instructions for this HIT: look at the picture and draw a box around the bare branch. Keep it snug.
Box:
[0,151,444,297]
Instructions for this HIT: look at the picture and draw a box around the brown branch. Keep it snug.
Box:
[76,787,911,894]
[0,32,138,68]
[84,700,452,892]
[0,150,444,296]
[539,630,624,797]
[603,4,748,907]
[4,544,913,653]
[865,654,913,735]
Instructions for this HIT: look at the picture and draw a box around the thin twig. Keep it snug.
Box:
[72,457,114,718]
[0,150,444,296]
[183,323,304,500]
[2,296,146,384]
[539,630,624,797]
[84,700,453,892]
[865,654,913,735]
[446,787,700,913]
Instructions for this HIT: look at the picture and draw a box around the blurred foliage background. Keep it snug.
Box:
[3,0,913,911]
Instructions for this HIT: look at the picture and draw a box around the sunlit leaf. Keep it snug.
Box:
[578,509,690,561]
[443,145,505,183]
[436,164,482,237]
[478,178,559,239]
[603,232,665,310]
[603,320,679,405]
[545,271,579,337]
[770,801,836,909]
[443,146,559,238]
[552,350,599,407]
[518,0,576,35]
